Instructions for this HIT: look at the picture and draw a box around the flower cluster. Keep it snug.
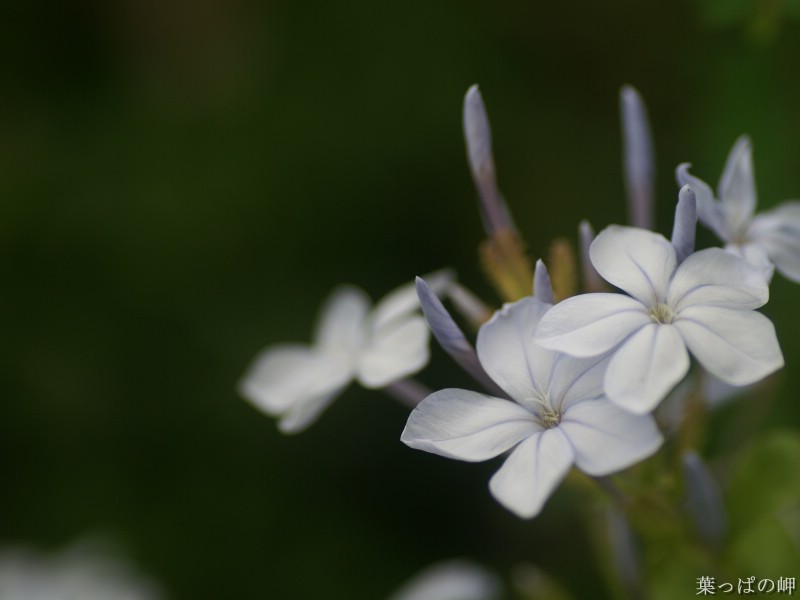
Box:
[398,86,789,519]
[240,84,794,526]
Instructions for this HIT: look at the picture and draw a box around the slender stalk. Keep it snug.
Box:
[383,378,433,409]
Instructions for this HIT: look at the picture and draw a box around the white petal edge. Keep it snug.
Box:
[401,389,539,462]
[589,225,677,306]
[559,399,663,475]
[675,306,784,386]
[489,429,574,519]
[534,293,650,357]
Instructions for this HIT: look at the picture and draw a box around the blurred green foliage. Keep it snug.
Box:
[0,0,798,598]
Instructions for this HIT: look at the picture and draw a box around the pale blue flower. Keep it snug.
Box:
[240,272,451,433]
[678,136,800,282]
[402,294,662,519]
[534,226,784,413]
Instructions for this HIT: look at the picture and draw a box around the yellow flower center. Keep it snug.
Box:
[650,302,675,324]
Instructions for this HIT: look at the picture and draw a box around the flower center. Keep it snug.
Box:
[526,394,562,428]
[649,302,675,324]
[539,406,561,429]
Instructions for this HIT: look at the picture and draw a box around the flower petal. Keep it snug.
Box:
[668,248,768,311]
[238,345,353,433]
[534,293,650,357]
[371,269,454,332]
[477,297,553,401]
[675,306,784,385]
[718,135,757,237]
[314,285,370,354]
[559,399,663,475]
[401,389,540,461]
[547,353,609,411]
[676,163,728,241]
[277,384,348,434]
[749,201,800,283]
[489,429,574,519]
[357,315,430,388]
[724,241,774,284]
[238,345,351,412]
[603,323,690,413]
[590,226,676,306]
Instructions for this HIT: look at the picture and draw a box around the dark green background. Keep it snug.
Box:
[1,0,799,597]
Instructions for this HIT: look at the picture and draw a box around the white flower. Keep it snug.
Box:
[401,296,662,519]
[239,272,452,434]
[0,542,163,600]
[534,226,784,414]
[678,136,800,282]
[387,560,501,600]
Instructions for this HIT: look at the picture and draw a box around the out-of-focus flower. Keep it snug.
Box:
[239,271,452,433]
[387,560,501,600]
[402,294,662,519]
[0,541,164,600]
[678,136,800,283]
[534,226,783,413]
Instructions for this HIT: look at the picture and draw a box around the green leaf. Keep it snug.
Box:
[725,430,800,574]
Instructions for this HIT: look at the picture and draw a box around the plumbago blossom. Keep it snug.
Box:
[239,271,452,433]
[678,136,800,282]
[534,224,784,413]
[402,268,663,518]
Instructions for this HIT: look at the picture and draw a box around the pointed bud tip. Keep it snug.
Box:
[620,84,639,100]
[679,183,696,201]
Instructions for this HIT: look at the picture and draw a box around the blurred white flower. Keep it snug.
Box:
[678,136,800,282]
[0,542,163,600]
[402,296,662,519]
[388,560,501,600]
[534,226,783,413]
[239,271,452,433]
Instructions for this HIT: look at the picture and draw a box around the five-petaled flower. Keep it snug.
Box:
[533,225,784,413]
[678,136,800,283]
[239,272,451,433]
[401,296,663,519]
